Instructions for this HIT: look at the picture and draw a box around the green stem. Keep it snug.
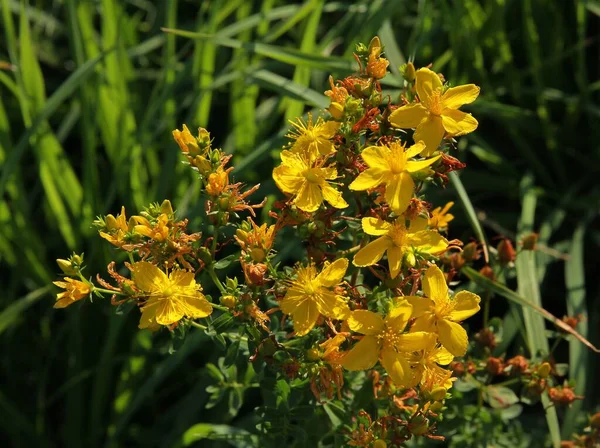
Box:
[190,321,207,330]
[211,223,221,258]
[211,303,230,312]
[92,287,125,296]
[208,266,226,294]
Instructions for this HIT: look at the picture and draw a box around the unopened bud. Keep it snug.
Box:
[402,62,416,82]
[429,387,447,402]
[408,414,429,436]
[405,251,416,268]
[245,263,268,286]
[56,259,77,275]
[479,265,495,281]
[373,440,387,448]
[590,412,600,430]
[536,362,552,379]
[306,348,321,362]
[497,239,516,265]
[160,199,173,216]
[220,295,237,309]
[520,232,538,251]
[328,102,344,119]
[462,242,480,262]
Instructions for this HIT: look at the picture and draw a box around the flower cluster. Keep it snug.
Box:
[52,36,493,445]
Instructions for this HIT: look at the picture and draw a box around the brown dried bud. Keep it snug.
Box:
[506,355,529,375]
[520,232,538,251]
[467,361,477,375]
[462,242,481,263]
[475,328,497,350]
[486,357,505,376]
[450,361,465,377]
[244,263,268,286]
[497,238,516,265]
[590,412,600,430]
[548,386,583,407]
[479,265,495,281]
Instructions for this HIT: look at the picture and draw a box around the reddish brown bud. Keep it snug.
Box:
[520,232,538,251]
[548,386,583,407]
[450,361,465,377]
[486,357,505,376]
[506,355,529,375]
[475,328,497,350]
[479,265,495,281]
[497,238,516,264]
[462,242,481,263]
[590,412,600,430]
[244,263,268,286]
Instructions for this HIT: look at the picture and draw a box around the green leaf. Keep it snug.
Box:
[182,423,256,447]
[483,386,519,409]
[0,285,51,335]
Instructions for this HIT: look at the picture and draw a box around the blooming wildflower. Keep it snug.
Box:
[98,206,134,247]
[353,217,448,279]
[206,167,229,197]
[287,114,340,157]
[407,265,480,356]
[280,259,350,336]
[235,218,276,263]
[349,141,440,214]
[341,300,436,386]
[133,213,170,242]
[130,261,212,329]
[408,338,454,389]
[172,124,201,156]
[324,76,349,119]
[272,150,348,213]
[429,201,454,231]
[389,68,480,155]
[366,36,389,79]
[53,277,91,308]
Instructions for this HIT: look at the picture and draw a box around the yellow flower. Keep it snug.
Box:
[389,68,480,156]
[280,259,350,336]
[99,206,134,247]
[206,167,229,196]
[353,217,448,279]
[324,76,348,119]
[429,201,454,231]
[235,218,276,263]
[273,150,348,213]
[366,36,389,79]
[53,277,91,308]
[172,124,201,156]
[287,114,340,157]
[407,337,455,389]
[130,262,213,329]
[349,141,440,214]
[133,213,170,242]
[340,301,436,386]
[407,265,480,356]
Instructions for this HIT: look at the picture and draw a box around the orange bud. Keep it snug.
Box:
[520,232,538,251]
[497,238,516,264]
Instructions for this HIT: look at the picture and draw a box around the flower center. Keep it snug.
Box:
[379,327,402,349]
[428,91,443,116]
[387,222,407,247]
[303,168,322,184]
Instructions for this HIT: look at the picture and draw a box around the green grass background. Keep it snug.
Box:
[0,0,598,446]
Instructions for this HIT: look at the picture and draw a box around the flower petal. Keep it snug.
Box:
[341,335,380,371]
[442,84,480,109]
[169,270,195,288]
[448,291,481,322]
[381,347,411,387]
[316,290,350,320]
[154,299,185,326]
[395,332,437,352]
[321,183,349,209]
[385,299,412,331]
[441,109,478,136]
[415,68,443,108]
[360,145,392,171]
[317,258,349,287]
[130,261,168,293]
[422,265,448,304]
[316,120,341,138]
[138,301,160,329]
[288,299,320,336]
[437,318,469,356]
[408,230,449,254]
[361,217,392,236]
[347,310,385,335]
[179,294,213,319]
[409,216,428,232]
[385,172,414,214]
[349,168,388,191]
[273,165,304,194]
[405,296,434,318]
[294,182,322,212]
[413,116,445,156]
[353,236,391,267]
[404,141,427,159]
[405,154,441,173]
[387,246,403,279]
[411,314,436,333]
[430,346,455,365]
[312,138,335,156]
[389,103,429,128]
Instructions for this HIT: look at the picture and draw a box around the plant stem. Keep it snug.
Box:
[190,321,207,330]
[208,266,226,294]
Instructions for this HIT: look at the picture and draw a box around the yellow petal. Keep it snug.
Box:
[280,289,306,315]
[437,318,468,357]
[411,314,436,333]
[317,290,350,320]
[448,291,481,322]
[280,149,309,168]
[348,310,385,335]
[348,168,388,191]
[321,183,348,209]
[385,172,414,214]
[422,265,448,304]
[405,154,441,173]
[442,84,480,109]
[405,296,433,318]
[273,165,304,194]
[409,216,428,232]
[138,301,160,329]
[154,300,185,326]
[385,299,412,331]
[430,346,455,365]
[316,258,348,287]
[360,145,392,171]
[413,116,445,156]
[179,294,213,319]
[312,137,336,156]
[341,335,380,370]
[441,109,478,136]
[381,347,411,386]
[316,120,341,138]
[387,246,403,279]
[353,236,391,267]
[294,183,322,212]
[395,332,437,352]
[361,217,392,236]
[415,68,443,108]
[404,141,427,159]
[169,270,195,288]
[389,103,429,128]
[291,300,320,336]
[130,262,168,293]
[408,230,449,254]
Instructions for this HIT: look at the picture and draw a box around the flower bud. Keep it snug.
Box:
[373,440,387,448]
[590,412,600,430]
[520,232,538,251]
[497,239,516,265]
[404,250,416,268]
[160,199,174,216]
[56,259,77,275]
[328,102,344,119]
[197,127,212,150]
[536,362,552,379]
[306,348,321,362]
[220,295,237,309]
[462,242,480,262]
[401,62,416,82]
[429,387,447,402]
[479,265,495,281]
[244,263,268,286]
[408,414,429,436]
[429,401,444,412]
[486,357,504,376]
[507,355,529,375]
